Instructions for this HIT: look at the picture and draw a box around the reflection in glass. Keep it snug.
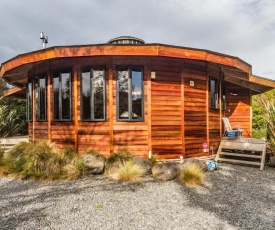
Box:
[36,76,46,121]
[93,69,104,120]
[81,72,91,120]
[61,73,71,120]
[27,82,32,121]
[81,68,105,121]
[53,76,60,120]
[118,69,129,119]
[117,68,143,121]
[132,69,142,119]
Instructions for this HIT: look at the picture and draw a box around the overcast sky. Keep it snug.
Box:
[1,0,275,80]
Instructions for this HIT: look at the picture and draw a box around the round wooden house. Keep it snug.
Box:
[1,36,275,159]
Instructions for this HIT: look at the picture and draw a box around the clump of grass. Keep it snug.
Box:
[105,149,134,175]
[111,161,144,182]
[178,162,205,187]
[107,149,133,165]
[0,140,87,181]
[148,154,159,166]
[63,157,86,180]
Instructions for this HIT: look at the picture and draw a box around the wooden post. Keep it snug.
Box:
[206,66,209,150]
[146,66,152,155]
[32,77,35,141]
[73,63,79,151]
[181,64,185,157]
[47,68,51,140]
[108,65,114,155]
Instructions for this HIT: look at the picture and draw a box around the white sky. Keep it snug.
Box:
[1,0,275,80]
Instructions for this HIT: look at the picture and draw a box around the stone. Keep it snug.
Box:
[183,158,208,172]
[152,162,180,181]
[133,158,152,175]
[82,153,106,175]
[269,156,275,167]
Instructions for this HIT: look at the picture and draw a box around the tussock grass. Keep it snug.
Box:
[105,149,134,176]
[178,162,205,187]
[107,149,134,165]
[111,161,144,182]
[0,140,87,181]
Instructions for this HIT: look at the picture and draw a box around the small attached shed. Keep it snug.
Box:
[1,36,275,159]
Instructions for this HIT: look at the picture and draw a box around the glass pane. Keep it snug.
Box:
[39,77,46,120]
[81,72,91,120]
[61,72,71,120]
[53,77,60,120]
[93,69,104,120]
[132,69,142,120]
[27,82,32,121]
[118,69,129,119]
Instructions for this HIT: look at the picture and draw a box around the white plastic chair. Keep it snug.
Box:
[222,117,243,137]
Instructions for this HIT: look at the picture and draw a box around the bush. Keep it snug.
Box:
[63,157,86,180]
[148,154,159,166]
[107,149,134,165]
[178,162,205,187]
[0,140,87,181]
[110,161,144,182]
[105,149,134,175]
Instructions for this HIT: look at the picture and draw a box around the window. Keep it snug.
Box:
[222,84,226,110]
[117,67,143,121]
[52,71,72,121]
[81,68,106,121]
[210,77,219,109]
[26,81,32,121]
[35,74,47,121]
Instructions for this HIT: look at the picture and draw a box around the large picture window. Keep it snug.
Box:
[210,77,219,109]
[35,74,47,121]
[26,81,32,121]
[117,67,143,121]
[52,71,72,121]
[81,68,106,121]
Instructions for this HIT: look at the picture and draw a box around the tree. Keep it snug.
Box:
[0,78,28,136]
[252,89,275,138]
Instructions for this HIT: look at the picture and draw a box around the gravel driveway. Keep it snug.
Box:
[1,163,274,230]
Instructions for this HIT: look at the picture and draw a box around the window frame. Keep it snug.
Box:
[35,74,47,121]
[52,70,72,121]
[80,67,106,121]
[116,66,144,122]
[209,77,220,109]
[26,80,32,121]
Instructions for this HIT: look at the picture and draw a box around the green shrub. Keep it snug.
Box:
[63,157,87,180]
[178,162,205,187]
[0,139,87,181]
[110,161,144,182]
[148,154,159,166]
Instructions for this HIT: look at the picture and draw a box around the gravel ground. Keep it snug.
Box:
[0,163,274,230]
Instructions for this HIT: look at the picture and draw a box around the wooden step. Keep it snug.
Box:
[216,157,261,166]
[218,152,262,159]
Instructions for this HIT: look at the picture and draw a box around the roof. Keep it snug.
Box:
[1,42,275,95]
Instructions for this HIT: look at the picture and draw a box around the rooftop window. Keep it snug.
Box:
[108,36,145,45]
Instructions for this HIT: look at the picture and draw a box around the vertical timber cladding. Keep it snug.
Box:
[183,60,208,158]
[151,57,182,159]
[224,82,251,137]
[112,56,149,158]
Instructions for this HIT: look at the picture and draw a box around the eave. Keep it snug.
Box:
[1,43,274,96]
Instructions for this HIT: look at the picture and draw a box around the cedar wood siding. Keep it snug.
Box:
[23,56,251,159]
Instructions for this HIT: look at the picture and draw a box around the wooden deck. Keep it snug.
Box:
[0,136,29,152]
[215,137,266,170]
